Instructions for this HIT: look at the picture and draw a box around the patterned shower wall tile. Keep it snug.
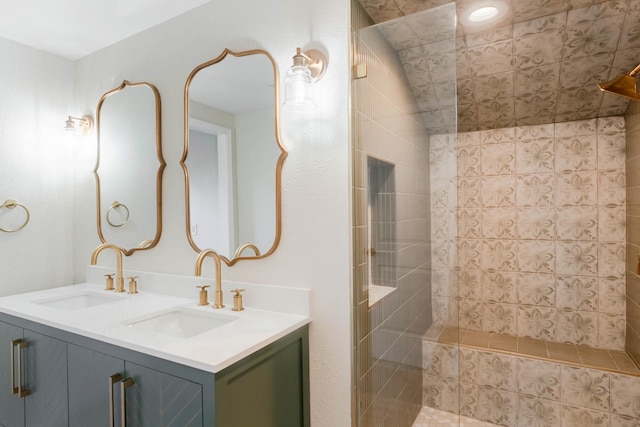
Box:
[556,310,598,347]
[482,271,517,303]
[598,243,625,278]
[560,366,610,412]
[477,386,518,426]
[459,300,484,331]
[517,207,555,240]
[556,87,603,117]
[611,414,640,427]
[423,374,460,413]
[458,131,480,146]
[515,138,554,173]
[557,275,597,309]
[556,171,598,206]
[431,268,450,298]
[483,303,517,335]
[598,313,626,351]
[559,53,613,91]
[467,40,514,77]
[459,382,479,419]
[458,209,482,239]
[517,273,556,307]
[512,0,571,22]
[464,25,513,48]
[567,1,628,25]
[555,135,597,172]
[481,175,516,207]
[518,306,556,340]
[459,347,479,384]
[459,269,482,300]
[458,145,481,177]
[557,241,598,276]
[564,15,624,60]
[598,278,626,315]
[476,99,515,124]
[431,209,455,239]
[515,123,554,141]
[480,127,516,144]
[432,239,456,269]
[379,21,420,51]
[424,48,457,84]
[516,173,554,207]
[514,92,557,122]
[482,240,518,271]
[598,171,626,206]
[619,6,640,50]
[402,54,433,88]
[432,296,457,326]
[361,0,402,23]
[477,352,517,391]
[555,118,597,137]
[459,239,482,270]
[458,177,482,208]
[457,78,475,105]
[597,116,626,134]
[474,72,515,102]
[561,404,610,427]
[598,205,626,243]
[482,208,516,239]
[518,396,562,427]
[515,63,562,97]
[481,142,516,176]
[517,358,561,400]
[556,206,598,241]
[514,29,565,69]
[424,343,459,380]
[610,374,640,418]
[597,132,626,172]
[514,11,567,37]
[409,7,457,46]
[517,240,555,274]
[413,84,440,111]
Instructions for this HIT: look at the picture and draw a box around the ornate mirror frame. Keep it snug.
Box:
[182,48,286,266]
[95,80,165,256]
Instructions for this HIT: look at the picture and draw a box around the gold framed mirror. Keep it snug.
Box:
[182,48,285,266]
[95,80,165,256]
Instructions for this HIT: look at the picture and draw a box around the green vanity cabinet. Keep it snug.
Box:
[0,313,309,427]
[0,320,69,427]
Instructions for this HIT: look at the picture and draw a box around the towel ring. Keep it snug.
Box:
[106,201,129,227]
[0,199,30,233]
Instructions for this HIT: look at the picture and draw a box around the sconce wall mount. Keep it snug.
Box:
[284,47,328,111]
[64,115,94,135]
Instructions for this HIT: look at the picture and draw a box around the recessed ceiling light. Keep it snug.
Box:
[460,1,509,28]
[468,6,499,23]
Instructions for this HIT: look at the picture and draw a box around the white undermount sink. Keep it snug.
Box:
[124,308,236,338]
[34,291,122,310]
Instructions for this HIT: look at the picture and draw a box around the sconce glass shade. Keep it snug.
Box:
[64,115,94,135]
[284,62,316,111]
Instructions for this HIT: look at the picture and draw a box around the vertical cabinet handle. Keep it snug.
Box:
[120,377,135,427]
[109,373,123,427]
[10,339,30,398]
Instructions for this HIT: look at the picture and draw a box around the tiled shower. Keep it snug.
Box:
[352,0,640,426]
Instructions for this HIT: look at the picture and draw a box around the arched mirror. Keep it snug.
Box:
[95,80,165,256]
[182,48,285,265]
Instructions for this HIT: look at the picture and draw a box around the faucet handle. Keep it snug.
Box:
[127,276,139,294]
[197,285,210,306]
[230,289,245,312]
[104,274,115,291]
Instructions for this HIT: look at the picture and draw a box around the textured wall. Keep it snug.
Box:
[0,37,75,296]
[430,118,627,349]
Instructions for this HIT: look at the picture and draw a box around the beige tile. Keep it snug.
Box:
[547,341,581,364]
[462,330,491,348]
[489,333,518,352]
[610,351,640,375]
[517,336,548,357]
[577,345,618,370]
[438,326,462,344]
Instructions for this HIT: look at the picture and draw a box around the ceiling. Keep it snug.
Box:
[358,0,640,134]
[0,0,211,60]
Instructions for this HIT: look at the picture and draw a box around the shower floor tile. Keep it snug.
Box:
[412,406,499,427]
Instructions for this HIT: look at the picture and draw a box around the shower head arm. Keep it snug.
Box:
[629,64,640,77]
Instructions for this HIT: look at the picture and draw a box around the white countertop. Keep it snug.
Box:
[0,267,311,373]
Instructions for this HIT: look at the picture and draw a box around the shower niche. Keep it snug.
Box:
[367,157,396,306]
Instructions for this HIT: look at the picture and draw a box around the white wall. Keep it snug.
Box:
[71,0,351,425]
[0,37,75,296]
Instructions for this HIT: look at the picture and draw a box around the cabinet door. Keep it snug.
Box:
[125,361,203,427]
[68,343,125,427]
[23,329,69,427]
[0,321,24,427]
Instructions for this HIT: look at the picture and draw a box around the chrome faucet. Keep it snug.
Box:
[194,249,225,309]
[91,243,125,292]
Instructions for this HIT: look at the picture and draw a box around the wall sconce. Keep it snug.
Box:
[283,48,327,111]
[64,115,94,135]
